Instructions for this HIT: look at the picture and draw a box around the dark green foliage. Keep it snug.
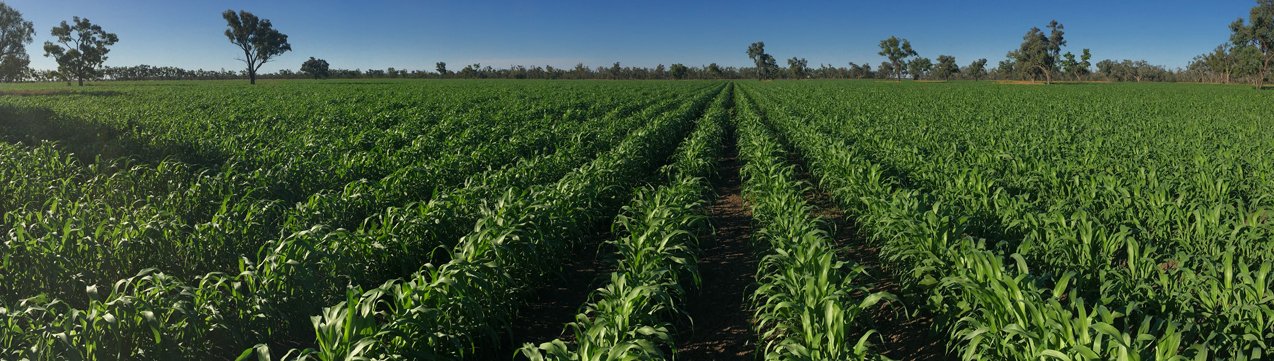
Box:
[670,63,689,80]
[907,56,932,80]
[877,36,917,81]
[299,57,329,79]
[932,55,958,80]
[41,16,117,86]
[1230,0,1274,88]
[747,41,780,80]
[222,10,290,85]
[0,2,33,82]
[966,58,988,80]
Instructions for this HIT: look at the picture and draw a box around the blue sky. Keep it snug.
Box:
[4,0,1255,72]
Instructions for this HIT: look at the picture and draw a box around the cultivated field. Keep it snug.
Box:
[1,80,1271,360]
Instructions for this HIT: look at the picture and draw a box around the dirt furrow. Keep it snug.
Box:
[676,130,757,360]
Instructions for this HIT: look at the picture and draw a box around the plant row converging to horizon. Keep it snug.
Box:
[3,76,1274,359]
[0,1,1273,361]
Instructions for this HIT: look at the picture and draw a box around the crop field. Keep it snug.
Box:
[1,80,1272,360]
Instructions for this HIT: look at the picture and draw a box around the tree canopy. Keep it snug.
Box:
[747,41,779,80]
[42,17,118,86]
[0,2,34,82]
[1008,20,1066,83]
[933,55,958,80]
[907,56,932,80]
[1059,48,1092,80]
[669,63,689,80]
[300,57,329,79]
[1230,0,1274,89]
[787,57,808,78]
[223,9,291,85]
[966,58,988,80]
[878,36,917,81]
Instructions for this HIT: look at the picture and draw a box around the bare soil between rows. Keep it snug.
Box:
[491,239,613,359]
[676,130,758,360]
[788,153,955,361]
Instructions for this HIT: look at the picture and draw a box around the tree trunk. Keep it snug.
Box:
[1037,65,1052,85]
[1259,56,1270,90]
[78,77,84,86]
[249,69,257,85]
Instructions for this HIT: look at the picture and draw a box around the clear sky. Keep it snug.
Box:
[3,0,1256,72]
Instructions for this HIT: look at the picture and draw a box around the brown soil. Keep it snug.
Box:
[676,132,758,360]
[493,243,612,359]
[789,155,955,361]
[814,193,953,360]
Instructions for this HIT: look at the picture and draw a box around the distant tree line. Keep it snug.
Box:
[1185,0,1273,88]
[72,62,749,81]
[0,58,1212,83]
[280,62,754,80]
[0,0,1271,86]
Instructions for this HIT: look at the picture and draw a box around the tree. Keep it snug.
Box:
[878,36,917,81]
[1192,44,1233,83]
[434,62,448,77]
[966,58,988,80]
[1058,49,1092,81]
[747,41,779,80]
[994,59,1016,79]
[1009,28,1051,83]
[786,57,808,78]
[1096,59,1118,80]
[460,63,481,78]
[1096,59,1164,82]
[0,2,34,82]
[878,61,895,80]
[1007,20,1067,84]
[1047,20,1066,60]
[1060,52,1079,80]
[1191,44,1262,83]
[42,17,117,86]
[1231,0,1274,89]
[0,53,25,81]
[907,57,932,80]
[1079,48,1093,79]
[848,62,873,79]
[300,57,329,79]
[669,63,689,80]
[608,62,622,79]
[706,63,723,79]
[933,55,958,80]
[223,10,290,85]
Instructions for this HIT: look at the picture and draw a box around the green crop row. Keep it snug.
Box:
[267,84,727,360]
[0,83,709,306]
[735,90,892,361]
[772,85,1274,358]
[0,82,719,360]
[744,81,1272,360]
[519,84,730,360]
